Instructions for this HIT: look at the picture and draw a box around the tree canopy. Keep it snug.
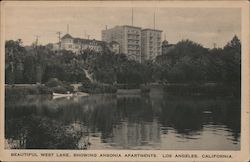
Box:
[5,35,241,86]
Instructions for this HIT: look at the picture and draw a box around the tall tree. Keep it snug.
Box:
[5,39,26,84]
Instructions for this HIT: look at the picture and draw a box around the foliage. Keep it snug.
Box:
[37,85,52,94]
[45,78,74,93]
[5,115,81,149]
[156,36,241,85]
[5,85,51,101]
[5,41,88,84]
[5,39,26,84]
[45,78,65,87]
[140,85,150,93]
[5,36,241,90]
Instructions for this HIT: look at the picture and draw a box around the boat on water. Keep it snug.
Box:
[53,92,74,97]
[52,92,89,98]
[203,110,212,114]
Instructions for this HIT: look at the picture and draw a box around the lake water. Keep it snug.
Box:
[5,91,240,150]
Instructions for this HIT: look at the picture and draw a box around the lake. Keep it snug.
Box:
[5,91,240,150]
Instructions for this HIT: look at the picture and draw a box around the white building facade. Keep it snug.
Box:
[54,34,119,54]
[102,25,162,62]
[141,29,162,61]
[102,25,142,62]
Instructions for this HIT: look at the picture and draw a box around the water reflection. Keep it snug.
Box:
[5,93,240,150]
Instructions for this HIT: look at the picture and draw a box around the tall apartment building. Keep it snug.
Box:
[102,25,142,62]
[102,25,162,62]
[141,29,162,61]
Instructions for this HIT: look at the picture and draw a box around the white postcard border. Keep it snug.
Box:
[0,1,249,162]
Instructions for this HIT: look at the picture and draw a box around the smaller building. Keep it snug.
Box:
[53,34,119,54]
[162,40,175,55]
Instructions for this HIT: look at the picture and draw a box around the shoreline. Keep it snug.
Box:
[4,82,240,98]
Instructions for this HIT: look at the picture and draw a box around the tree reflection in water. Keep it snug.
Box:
[5,94,240,149]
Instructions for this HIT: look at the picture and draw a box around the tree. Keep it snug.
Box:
[5,39,26,84]
[155,39,209,83]
[221,35,241,84]
[23,54,37,83]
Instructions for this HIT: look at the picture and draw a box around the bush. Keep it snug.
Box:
[37,85,52,94]
[45,78,64,87]
[51,86,68,94]
[62,84,74,92]
[140,85,150,93]
[45,78,74,93]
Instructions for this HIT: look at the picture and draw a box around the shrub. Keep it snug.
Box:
[45,78,64,87]
[45,78,74,93]
[140,85,150,93]
[51,86,68,94]
[62,84,74,92]
[37,85,52,94]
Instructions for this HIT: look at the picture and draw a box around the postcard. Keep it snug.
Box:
[0,1,249,161]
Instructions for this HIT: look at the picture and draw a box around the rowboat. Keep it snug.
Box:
[203,111,212,114]
[53,92,73,97]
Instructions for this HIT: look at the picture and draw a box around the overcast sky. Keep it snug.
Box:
[4,5,241,48]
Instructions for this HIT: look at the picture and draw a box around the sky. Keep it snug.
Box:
[4,5,241,48]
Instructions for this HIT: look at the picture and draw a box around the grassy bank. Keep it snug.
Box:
[163,83,240,97]
[79,82,117,94]
[5,78,75,99]
[5,85,51,100]
[6,81,240,98]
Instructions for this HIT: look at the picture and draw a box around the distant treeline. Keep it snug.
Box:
[5,36,241,87]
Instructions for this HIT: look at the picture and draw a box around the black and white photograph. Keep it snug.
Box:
[0,1,249,161]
